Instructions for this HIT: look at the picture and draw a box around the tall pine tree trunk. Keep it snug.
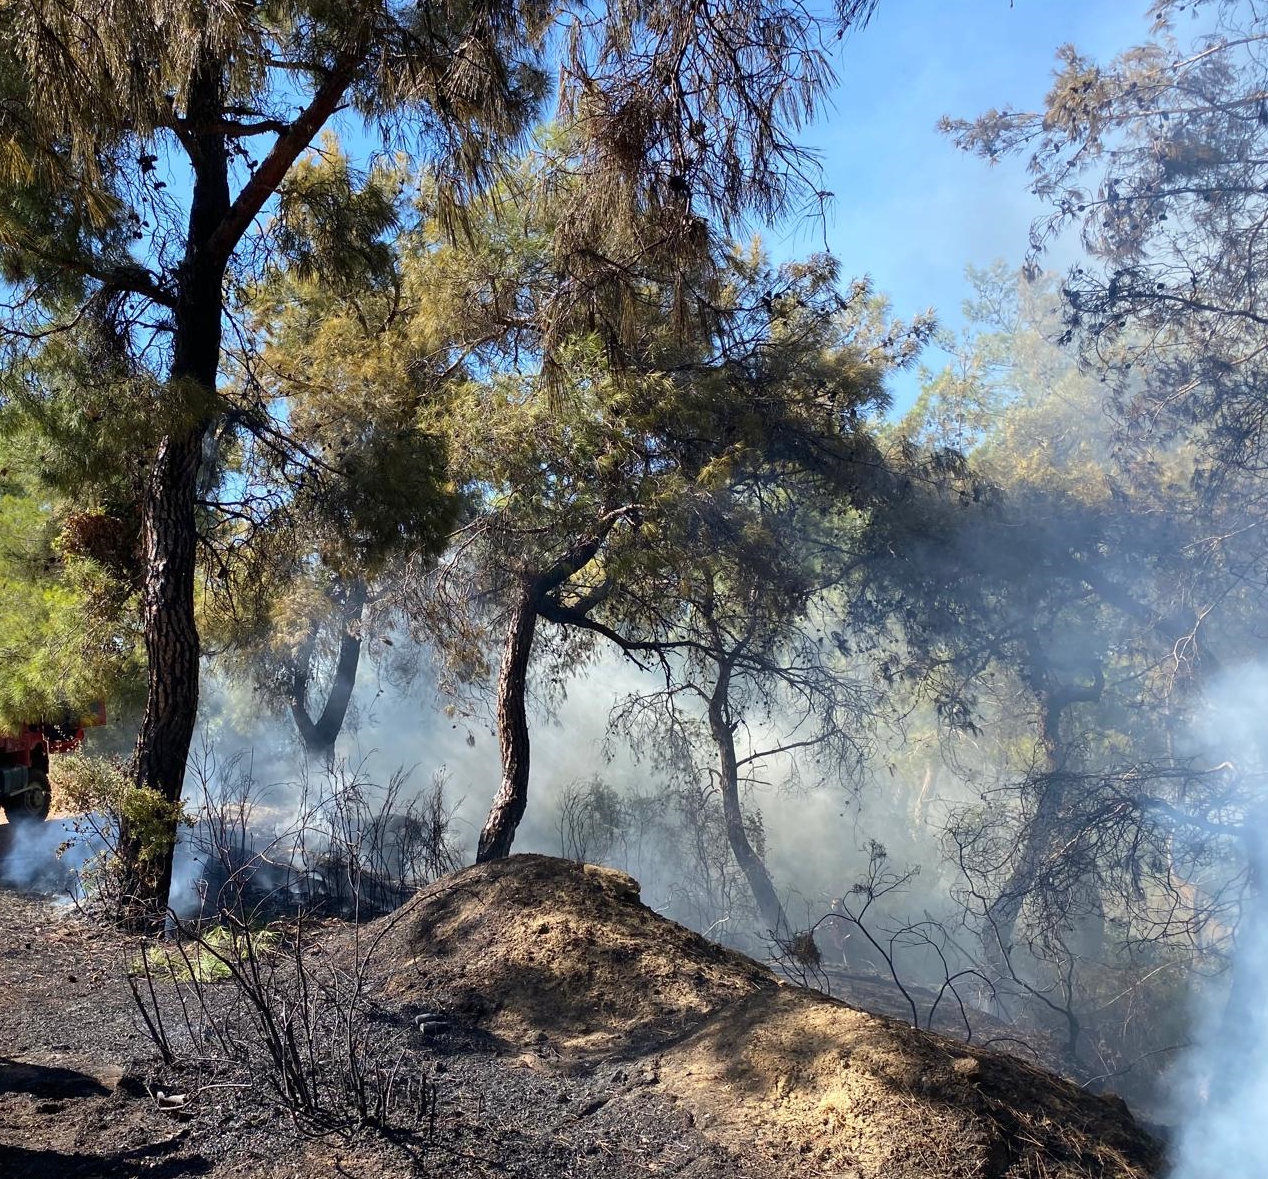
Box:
[121,51,230,920]
[477,578,540,862]
[107,37,374,922]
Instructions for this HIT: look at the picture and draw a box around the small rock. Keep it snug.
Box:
[576,1095,609,1117]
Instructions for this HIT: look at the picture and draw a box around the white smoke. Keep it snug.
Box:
[1168,666,1268,1179]
[0,637,945,942]
[0,815,104,897]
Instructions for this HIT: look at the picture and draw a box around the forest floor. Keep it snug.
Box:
[0,828,1165,1179]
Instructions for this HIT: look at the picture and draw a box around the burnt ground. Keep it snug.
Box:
[0,838,1165,1179]
[0,897,770,1178]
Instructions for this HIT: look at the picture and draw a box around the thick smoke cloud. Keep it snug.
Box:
[190,640,953,937]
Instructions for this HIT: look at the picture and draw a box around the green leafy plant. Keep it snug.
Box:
[56,753,194,919]
[133,922,282,983]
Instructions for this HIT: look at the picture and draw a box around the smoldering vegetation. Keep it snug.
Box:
[9,5,1268,1173]
[8,253,1263,1179]
[19,261,1267,1154]
[36,744,464,926]
[229,270,1268,1158]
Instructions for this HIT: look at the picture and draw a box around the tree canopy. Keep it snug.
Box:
[0,0,882,915]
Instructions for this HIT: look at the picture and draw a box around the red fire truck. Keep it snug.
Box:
[0,704,106,822]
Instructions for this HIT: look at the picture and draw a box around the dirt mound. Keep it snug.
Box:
[366,853,775,1055]
[663,987,1155,1178]
[362,854,1161,1179]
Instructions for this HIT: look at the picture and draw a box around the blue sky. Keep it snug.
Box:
[794,0,1158,407]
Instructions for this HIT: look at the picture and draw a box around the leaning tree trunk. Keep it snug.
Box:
[475,515,626,864]
[707,664,788,938]
[290,580,368,765]
[120,52,231,921]
[477,578,540,862]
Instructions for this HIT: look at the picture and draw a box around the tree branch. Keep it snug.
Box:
[206,33,374,268]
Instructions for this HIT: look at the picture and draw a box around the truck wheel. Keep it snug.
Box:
[4,771,51,823]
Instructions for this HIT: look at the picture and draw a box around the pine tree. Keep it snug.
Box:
[0,0,879,916]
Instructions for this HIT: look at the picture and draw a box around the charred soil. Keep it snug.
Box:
[0,849,1162,1178]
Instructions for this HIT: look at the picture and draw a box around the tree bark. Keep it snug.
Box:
[121,432,211,912]
[477,578,540,862]
[707,662,787,938]
[122,50,231,920]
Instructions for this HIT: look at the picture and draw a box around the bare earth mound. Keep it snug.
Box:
[370,853,774,1054]
[365,854,1161,1179]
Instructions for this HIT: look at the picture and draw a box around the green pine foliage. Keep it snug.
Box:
[0,424,142,732]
